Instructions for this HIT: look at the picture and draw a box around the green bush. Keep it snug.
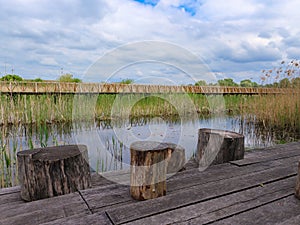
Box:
[0,74,23,82]
[58,73,82,83]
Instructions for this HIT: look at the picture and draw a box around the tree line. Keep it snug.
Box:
[1,58,300,88]
[0,73,82,83]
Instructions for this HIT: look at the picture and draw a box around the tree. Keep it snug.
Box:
[58,73,82,83]
[240,79,259,87]
[119,79,134,84]
[195,80,207,86]
[0,74,23,81]
[32,78,43,82]
[217,78,238,86]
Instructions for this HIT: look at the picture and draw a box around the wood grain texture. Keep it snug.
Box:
[17,145,91,201]
[196,128,244,167]
[130,141,169,200]
[1,142,299,225]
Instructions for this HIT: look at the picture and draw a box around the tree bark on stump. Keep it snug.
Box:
[130,141,186,200]
[17,145,91,201]
[295,160,300,199]
[196,128,244,169]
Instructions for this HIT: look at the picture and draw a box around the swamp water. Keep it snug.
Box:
[1,115,299,188]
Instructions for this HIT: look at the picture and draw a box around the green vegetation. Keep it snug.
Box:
[0,74,23,81]
[195,80,207,86]
[0,91,299,188]
[58,73,82,83]
[32,78,43,82]
[240,79,259,87]
[119,79,134,84]
[217,78,238,86]
[0,59,300,188]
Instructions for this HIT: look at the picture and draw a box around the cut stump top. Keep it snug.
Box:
[130,141,184,152]
[17,145,87,161]
[199,128,244,139]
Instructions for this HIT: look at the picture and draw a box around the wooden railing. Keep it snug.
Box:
[0,81,296,94]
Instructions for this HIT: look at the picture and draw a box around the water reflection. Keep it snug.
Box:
[0,115,299,188]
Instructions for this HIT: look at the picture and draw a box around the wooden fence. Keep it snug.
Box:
[0,81,296,94]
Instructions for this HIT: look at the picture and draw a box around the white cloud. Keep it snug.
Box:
[0,0,299,83]
[40,57,59,66]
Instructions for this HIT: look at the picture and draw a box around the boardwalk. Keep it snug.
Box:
[0,142,300,225]
[0,81,296,94]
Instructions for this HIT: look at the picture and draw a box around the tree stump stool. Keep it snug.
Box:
[130,141,185,200]
[17,145,91,201]
[295,160,300,199]
[196,128,244,169]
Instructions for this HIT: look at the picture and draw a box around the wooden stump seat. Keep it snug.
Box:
[196,128,244,168]
[130,141,185,201]
[17,145,91,201]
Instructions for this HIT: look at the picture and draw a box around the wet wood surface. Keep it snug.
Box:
[1,142,299,225]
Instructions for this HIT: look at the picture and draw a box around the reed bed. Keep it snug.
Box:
[0,92,299,132]
[240,92,300,134]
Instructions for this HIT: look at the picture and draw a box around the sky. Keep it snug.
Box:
[1,0,300,84]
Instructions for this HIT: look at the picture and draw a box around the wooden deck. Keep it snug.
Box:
[0,81,297,95]
[1,142,300,225]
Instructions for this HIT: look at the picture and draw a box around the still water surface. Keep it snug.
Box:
[3,115,297,174]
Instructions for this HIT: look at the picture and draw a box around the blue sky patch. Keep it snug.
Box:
[177,4,197,16]
[133,0,159,6]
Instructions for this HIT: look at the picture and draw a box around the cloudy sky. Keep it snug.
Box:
[1,0,300,84]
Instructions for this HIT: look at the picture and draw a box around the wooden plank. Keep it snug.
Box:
[274,214,300,225]
[167,155,300,192]
[0,192,22,206]
[91,173,115,187]
[211,195,300,225]
[0,186,20,195]
[79,184,131,212]
[80,163,262,212]
[231,145,300,166]
[124,177,295,225]
[105,165,297,224]
[0,192,90,225]
[80,156,299,213]
[242,142,300,159]
[40,212,112,225]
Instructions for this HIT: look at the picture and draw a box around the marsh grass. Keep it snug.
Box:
[0,91,299,133]
[0,122,74,187]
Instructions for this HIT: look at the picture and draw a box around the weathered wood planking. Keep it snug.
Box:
[122,177,295,225]
[105,165,297,224]
[40,212,112,225]
[211,195,300,225]
[0,186,20,195]
[230,142,300,166]
[274,214,300,225]
[0,142,299,225]
[0,192,90,225]
[79,155,300,214]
